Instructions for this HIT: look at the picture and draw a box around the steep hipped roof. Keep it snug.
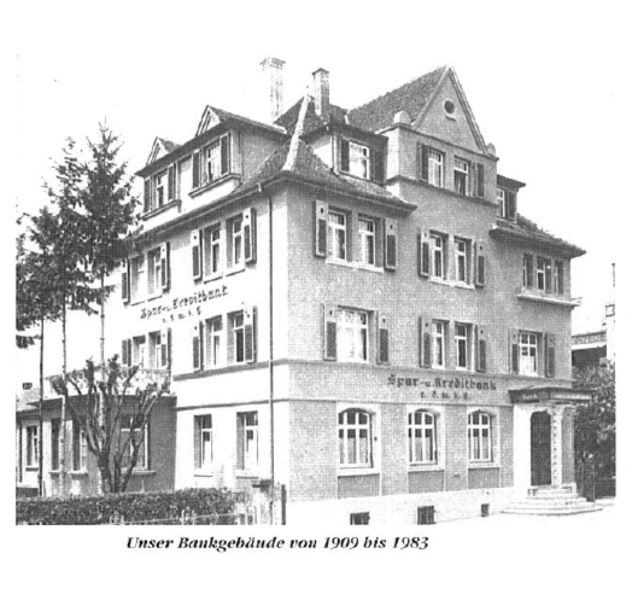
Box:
[275,96,349,136]
[196,105,286,137]
[347,65,447,132]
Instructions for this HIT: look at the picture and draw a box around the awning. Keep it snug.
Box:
[509,386,593,404]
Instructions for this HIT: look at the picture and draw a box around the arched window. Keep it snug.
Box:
[468,411,492,461]
[338,409,372,467]
[408,410,437,464]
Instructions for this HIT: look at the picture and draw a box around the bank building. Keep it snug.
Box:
[17,60,600,523]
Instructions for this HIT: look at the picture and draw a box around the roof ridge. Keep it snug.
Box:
[282,93,310,172]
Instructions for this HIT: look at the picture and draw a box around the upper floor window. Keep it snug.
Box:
[455,323,472,370]
[496,188,506,217]
[519,332,538,375]
[338,308,369,362]
[205,316,223,368]
[428,149,444,187]
[454,158,470,195]
[130,255,145,302]
[237,411,258,472]
[228,216,243,269]
[536,256,553,292]
[523,254,534,288]
[468,411,492,462]
[341,139,370,179]
[432,320,446,368]
[132,335,146,367]
[147,248,162,297]
[328,211,347,261]
[430,233,446,279]
[230,312,245,364]
[497,187,516,219]
[154,172,166,209]
[408,410,437,464]
[454,237,471,283]
[338,409,373,467]
[148,331,163,369]
[554,260,564,294]
[203,225,222,277]
[195,414,213,470]
[358,217,376,266]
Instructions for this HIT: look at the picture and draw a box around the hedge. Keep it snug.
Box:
[17,487,243,525]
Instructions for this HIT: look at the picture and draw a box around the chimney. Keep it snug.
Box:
[312,68,330,118]
[260,57,285,122]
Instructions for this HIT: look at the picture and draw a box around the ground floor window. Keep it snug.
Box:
[350,512,370,525]
[72,421,88,471]
[468,411,492,462]
[237,412,258,471]
[338,409,372,467]
[417,505,435,525]
[51,418,60,470]
[26,425,39,467]
[120,417,148,470]
[195,414,213,470]
[408,410,437,464]
[519,332,538,375]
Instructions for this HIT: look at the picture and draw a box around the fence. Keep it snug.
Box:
[108,507,257,525]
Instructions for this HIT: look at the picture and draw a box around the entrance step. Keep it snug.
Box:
[503,487,602,516]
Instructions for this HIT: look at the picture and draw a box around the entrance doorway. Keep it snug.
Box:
[530,411,552,486]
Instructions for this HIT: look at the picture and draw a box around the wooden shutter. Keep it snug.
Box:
[191,230,202,280]
[372,149,385,183]
[475,240,486,287]
[476,163,485,198]
[243,207,257,264]
[505,190,516,220]
[314,201,328,258]
[384,218,397,271]
[323,305,338,361]
[143,179,151,213]
[509,330,520,374]
[417,231,430,277]
[121,338,131,367]
[417,144,429,181]
[340,138,350,172]
[121,259,130,303]
[244,306,257,363]
[220,134,230,175]
[193,417,201,469]
[476,326,488,373]
[168,164,176,201]
[193,322,203,371]
[192,151,200,188]
[555,260,564,294]
[419,317,432,368]
[545,333,556,378]
[160,243,170,291]
[376,313,389,364]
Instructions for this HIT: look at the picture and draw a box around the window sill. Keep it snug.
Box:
[146,293,163,302]
[325,258,384,274]
[189,173,239,198]
[203,272,224,283]
[131,469,155,476]
[338,467,379,477]
[517,290,580,307]
[235,470,260,478]
[69,470,89,477]
[468,463,499,470]
[194,471,215,478]
[225,265,246,277]
[429,276,474,290]
[140,200,181,221]
[25,466,39,472]
[408,464,444,472]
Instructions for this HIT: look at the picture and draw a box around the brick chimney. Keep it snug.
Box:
[312,68,330,118]
[260,57,285,122]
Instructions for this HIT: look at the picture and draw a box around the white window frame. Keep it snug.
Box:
[338,409,373,468]
[358,216,376,266]
[497,188,506,217]
[454,157,470,195]
[328,210,347,261]
[205,316,223,368]
[71,421,88,472]
[206,140,222,182]
[120,416,149,470]
[203,225,222,278]
[196,414,213,471]
[523,253,534,288]
[554,260,564,295]
[148,331,162,370]
[428,149,444,187]
[338,308,369,363]
[132,335,146,368]
[347,140,370,180]
[431,233,446,279]
[130,255,145,303]
[26,425,39,468]
[454,237,470,283]
[154,172,165,209]
[228,216,244,269]
[231,312,245,364]
[519,332,538,376]
[468,411,492,462]
[408,410,437,465]
[432,320,446,368]
[238,412,259,472]
[147,248,162,298]
[455,323,471,370]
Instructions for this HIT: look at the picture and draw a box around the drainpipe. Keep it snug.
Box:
[259,182,275,523]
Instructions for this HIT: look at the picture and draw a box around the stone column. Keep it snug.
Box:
[550,405,564,488]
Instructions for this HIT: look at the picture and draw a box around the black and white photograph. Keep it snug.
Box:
[6,0,628,596]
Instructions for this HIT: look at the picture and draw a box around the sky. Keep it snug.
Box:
[9,0,628,386]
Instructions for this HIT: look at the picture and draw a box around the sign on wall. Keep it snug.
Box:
[387,373,499,401]
[140,284,228,323]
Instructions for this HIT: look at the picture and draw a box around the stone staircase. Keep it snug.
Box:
[503,486,603,516]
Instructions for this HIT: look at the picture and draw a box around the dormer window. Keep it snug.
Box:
[496,188,505,217]
[154,172,166,209]
[454,158,470,195]
[193,133,231,189]
[340,138,370,180]
[497,187,517,220]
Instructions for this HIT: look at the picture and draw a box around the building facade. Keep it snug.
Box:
[19,60,593,522]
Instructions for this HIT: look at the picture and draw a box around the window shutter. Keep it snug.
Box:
[193,322,203,371]
[243,207,257,264]
[509,330,519,374]
[340,138,350,172]
[476,163,485,198]
[372,149,385,183]
[419,232,430,277]
[121,259,130,303]
[160,243,170,291]
[506,191,516,220]
[555,261,564,294]
[244,306,257,363]
[194,417,201,469]
[314,201,328,258]
[192,151,200,188]
[168,164,176,201]
[143,179,151,213]
[323,305,338,361]
[419,317,432,368]
[121,338,130,367]
[376,313,389,364]
[191,230,202,280]
[418,144,429,181]
[475,240,486,287]
[221,134,230,175]
[476,326,488,373]
[384,218,397,271]
[545,333,556,378]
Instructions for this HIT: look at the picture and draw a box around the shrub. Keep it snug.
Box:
[16,487,243,525]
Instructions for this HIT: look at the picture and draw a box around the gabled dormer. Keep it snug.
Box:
[496,174,525,221]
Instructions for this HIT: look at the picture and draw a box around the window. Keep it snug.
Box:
[430,233,446,279]
[536,256,552,292]
[454,237,471,283]
[71,421,88,471]
[328,211,347,261]
[206,141,222,182]
[455,323,471,370]
[454,158,470,195]
[519,332,538,375]
[432,321,446,368]
[341,139,370,179]
[228,216,243,268]
[51,418,60,470]
[358,217,376,266]
[417,505,435,525]
[238,412,258,471]
[147,248,162,297]
[203,225,222,276]
[230,312,245,364]
[120,416,148,470]
[428,149,444,187]
[338,409,372,467]
[205,317,222,368]
[350,512,370,525]
[148,331,162,369]
[130,255,145,302]
[468,411,492,462]
[523,254,534,288]
[338,308,369,362]
[154,172,166,209]
[497,188,506,217]
[408,410,437,464]
[26,425,39,467]
[195,415,213,470]
[554,260,564,294]
[132,335,146,367]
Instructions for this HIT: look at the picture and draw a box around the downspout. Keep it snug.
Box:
[259,182,275,523]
